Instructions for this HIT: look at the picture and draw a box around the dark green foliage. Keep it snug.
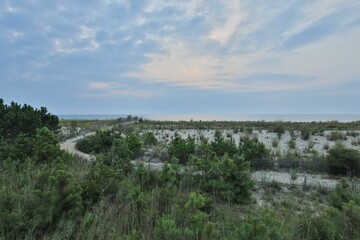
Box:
[75,131,113,154]
[288,139,296,149]
[143,131,158,146]
[5,127,61,164]
[293,208,344,240]
[168,135,195,164]
[153,215,185,239]
[301,128,312,140]
[211,130,237,157]
[329,178,360,210]
[343,200,360,239]
[0,99,58,140]
[134,163,158,190]
[328,131,346,141]
[327,143,360,176]
[159,161,180,188]
[0,157,84,238]
[273,124,285,138]
[126,133,142,158]
[238,137,269,168]
[200,154,254,203]
[236,207,283,240]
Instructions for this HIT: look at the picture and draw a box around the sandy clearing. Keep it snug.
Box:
[60,134,341,189]
[60,127,360,189]
[60,132,96,161]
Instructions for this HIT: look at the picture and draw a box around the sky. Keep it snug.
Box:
[1,0,360,115]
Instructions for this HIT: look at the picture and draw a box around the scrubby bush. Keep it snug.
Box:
[168,136,195,164]
[126,133,142,158]
[288,139,296,149]
[273,124,285,139]
[239,137,269,162]
[343,200,360,239]
[272,138,279,148]
[301,128,311,140]
[329,178,360,210]
[143,131,158,146]
[75,131,113,154]
[211,130,237,157]
[236,207,283,240]
[327,143,360,176]
[293,208,344,240]
[328,131,346,141]
[201,154,254,203]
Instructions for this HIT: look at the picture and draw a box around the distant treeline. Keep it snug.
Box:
[139,119,360,132]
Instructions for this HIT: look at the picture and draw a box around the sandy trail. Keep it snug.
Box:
[60,132,96,161]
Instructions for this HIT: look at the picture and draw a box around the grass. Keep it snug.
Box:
[272,138,279,148]
[288,139,296,149]
[328,131,346,141]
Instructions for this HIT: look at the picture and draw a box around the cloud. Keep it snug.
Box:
[87,81,161,98]
[125,0,360,93]
[208,0,245,44]
[89,82,111,89]
[1,0,359,116]
[281,0,359,38]
[52,25,99,54]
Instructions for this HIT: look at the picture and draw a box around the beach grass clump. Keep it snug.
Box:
[272,138,279,148]
[324,143,330,150]
[328,131,346,141]
[301,128,312,140]
[288,139,296,149]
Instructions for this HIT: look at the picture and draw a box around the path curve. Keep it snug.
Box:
[60,132,96,161]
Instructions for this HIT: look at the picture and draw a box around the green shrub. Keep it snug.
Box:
[168,136,195,164]
[153,215,184,240]
[236,207,283,240]
[328,131,346,141]
[143,131,158,146]
[343,200,360,239]
[202,154,254,203]
[329,178,360,210]
[126,133,142,158]
[327,143,360,176]
[301,128,311,140]
[293,208,344,240]
[273,124,285,139]
[272,138,279,148]
[288,139,296,149]
[238,137,269,162]
[211,130,237,157]
[75,131,113,154]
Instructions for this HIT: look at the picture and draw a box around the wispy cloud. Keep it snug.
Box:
[208,0,245,44]
[88,81,161,98]
[127,0,360,92]
[52,25,99,54]
[1,0,359,114]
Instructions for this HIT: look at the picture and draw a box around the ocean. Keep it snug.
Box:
[58,114,360,122]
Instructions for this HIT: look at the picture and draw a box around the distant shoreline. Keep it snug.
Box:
[58,114,360,122]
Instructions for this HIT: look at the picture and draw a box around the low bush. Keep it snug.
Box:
[328,131,346,141]
[327,143,360,176]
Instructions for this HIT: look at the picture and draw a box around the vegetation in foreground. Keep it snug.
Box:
[1,99,360,239]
